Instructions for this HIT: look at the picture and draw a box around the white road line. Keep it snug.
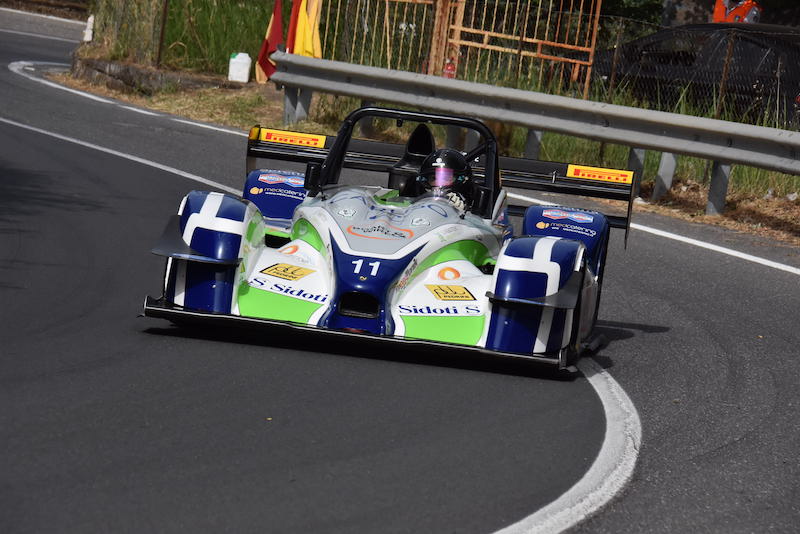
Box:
[0,116,239,196]
[120,105,161,117]
[8,60,249,137]
[8,61,115,103]
[496,358,641,534]
[0,28,79,42]
[508,192,800,277]
[171,118,248,137]
[0,7,86,25]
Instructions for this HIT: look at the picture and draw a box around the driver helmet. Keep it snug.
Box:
[417,148,472,195]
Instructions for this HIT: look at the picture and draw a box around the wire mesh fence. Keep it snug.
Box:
[585,20,800,129]
[318,0,605,97]
[320,0,435,72]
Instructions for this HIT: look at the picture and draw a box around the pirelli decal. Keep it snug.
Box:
[259,129,326,148]
[567,164,634,185]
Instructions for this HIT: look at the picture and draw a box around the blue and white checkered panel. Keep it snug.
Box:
[166,191,248,313]
[178,191,245,262]
[487,236,582,355]
[522,205,608,275]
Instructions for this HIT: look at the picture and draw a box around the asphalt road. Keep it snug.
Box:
[2,9,800,534]
[0,12,606,534]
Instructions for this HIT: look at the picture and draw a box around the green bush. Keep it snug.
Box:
[89,0,286,73]
[162,0,286,73]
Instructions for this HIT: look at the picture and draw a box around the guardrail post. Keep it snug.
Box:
[283,86,298,125]
[465,128,481,151]
[706,161,731,215]
[627,147,645,198]
[359,100,375,137]
[652,152,677,201]
[524,130,543,159]
[296,88,312,122]
[446,126,463,149]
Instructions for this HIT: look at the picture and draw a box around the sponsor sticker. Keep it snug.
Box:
[536,221,597,237]
[542,209,569,220]
[261,263,315,281]
[279,245,299,255]
[411,217,430,226]
[249,186,306,200]
[437,267,461,280]
[425,284,475,301]
[398,304,482,316]
[249,278,328,303]
[259,129,326,148]
[347,224,414,240]
[569,212,594,223]
[542,208,594,223]
[395,259,418,290]
[337,208,356,218]
[257,174,306,187]
[567,164,633,185]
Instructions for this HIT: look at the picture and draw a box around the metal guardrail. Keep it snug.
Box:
[269,51,800,214]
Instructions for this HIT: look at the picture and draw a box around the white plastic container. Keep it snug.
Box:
[227,52,252,83]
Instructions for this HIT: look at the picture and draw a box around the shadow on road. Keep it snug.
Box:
[142,321,579,382]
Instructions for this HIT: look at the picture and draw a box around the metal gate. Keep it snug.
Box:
[320,0,604,97]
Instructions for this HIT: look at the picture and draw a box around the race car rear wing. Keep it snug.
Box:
[246,126,636,241]
[245,127,404,176]
[499,156,637,244]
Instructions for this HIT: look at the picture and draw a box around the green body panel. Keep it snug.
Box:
[401,315,486,346]
[291,218,325,253]
[264,228,291,238]
[237,283,321,323]
[416,240,491,272]
[374,190,410,206]
[245,219,260,242]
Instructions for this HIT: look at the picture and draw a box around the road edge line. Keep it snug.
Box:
[495,358,641,534]
[507,192,800,276]
[0,7,86,25]
[0,116,239,196]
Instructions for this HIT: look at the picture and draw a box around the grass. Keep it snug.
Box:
[161,0,285,74]
[88,0,287,73]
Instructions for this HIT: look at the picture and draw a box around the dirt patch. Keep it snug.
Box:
[635,180,800,248]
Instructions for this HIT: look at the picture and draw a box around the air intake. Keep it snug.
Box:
[338,291,380,319]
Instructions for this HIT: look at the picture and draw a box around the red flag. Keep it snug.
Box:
[285,0,302,54]
[256,0,284,82]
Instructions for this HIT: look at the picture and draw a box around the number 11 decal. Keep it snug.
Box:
[352,259,381,276]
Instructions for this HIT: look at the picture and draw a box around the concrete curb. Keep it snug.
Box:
[71,54,248,95]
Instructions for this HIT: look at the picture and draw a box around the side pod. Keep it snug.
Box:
[485,236,586,357]
[152,191,255,313]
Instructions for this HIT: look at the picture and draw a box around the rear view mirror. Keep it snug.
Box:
[304,162,322,195]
